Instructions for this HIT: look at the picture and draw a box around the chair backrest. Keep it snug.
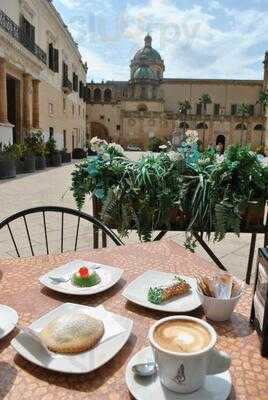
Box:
[0,206,123,258]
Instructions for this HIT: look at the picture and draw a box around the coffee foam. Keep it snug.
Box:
[154,320,211,353]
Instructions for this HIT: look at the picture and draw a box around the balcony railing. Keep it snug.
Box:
[62,76,73,94]
[0,9,47,64]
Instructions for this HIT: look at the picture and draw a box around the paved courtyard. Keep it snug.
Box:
[0,153,266,281]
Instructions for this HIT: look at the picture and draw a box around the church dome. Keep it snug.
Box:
[133,65,157,80]
[133,34,162,62]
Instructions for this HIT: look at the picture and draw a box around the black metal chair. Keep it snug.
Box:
[0,206,123,257]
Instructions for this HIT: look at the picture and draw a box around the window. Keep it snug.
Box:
[63,130,66,148]
[100,115,104,120]
[63,98,66,112]
[72,104,75,115]
[49,102,53,114]
[48,43,59,73]
[214,104,220,115]
[49,127,54,138]
[141,87,146,99]
[104,89,112,102]
[79,81,83,98]
[108,118,110,122]
[87,88,91,102]
[73,73,78,92]
[116,125,120,130]
[231,104,237,115]
[20,15,35,45]
[62,62,68,82]
[79,105,81,116]
[94,88,102,102]
[196,103,202,115]
[249,104,254,116]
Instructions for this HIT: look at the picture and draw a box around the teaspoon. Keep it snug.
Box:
[132,362,157,377]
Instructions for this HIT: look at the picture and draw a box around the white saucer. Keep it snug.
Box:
[125,347,232,400]
[0,305,18,339]
[39,259,123,296]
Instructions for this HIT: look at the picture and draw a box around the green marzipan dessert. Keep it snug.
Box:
[72,269,101,287]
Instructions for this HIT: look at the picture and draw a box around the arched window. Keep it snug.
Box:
[235,123,247,130]
[216,134,225,146]
[141,86,146,99]
[104,88,112,102]
[93,88,102,102]
[179,122,189,129]
[196,122,208,129]
[87,88,91,102]
[137,104,148,112]
[254,124,263,131]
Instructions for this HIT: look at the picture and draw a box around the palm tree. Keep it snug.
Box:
[177,100,192,136]
[257,90,268,146]
[198,94,212,145]
[237,103,250,145]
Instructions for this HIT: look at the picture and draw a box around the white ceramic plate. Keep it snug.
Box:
[125,347,232,400]
[39,259,123,295]
[122,270,201,313]
[0,305,18,339]
[11,303,133,374]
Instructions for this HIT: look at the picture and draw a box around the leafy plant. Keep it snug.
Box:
[177,100,191,135]
[0,143,17,160]
[70,141,268,249]
[25,131,46,156]
[198,93,212,145]
[46,137,59,155]
[148,136,165,152]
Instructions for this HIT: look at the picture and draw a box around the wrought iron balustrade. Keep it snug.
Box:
[62,76,73,94]
[0,9,47,65]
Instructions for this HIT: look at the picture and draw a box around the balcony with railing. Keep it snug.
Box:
[62,76,73,94]
[0,9,47,64]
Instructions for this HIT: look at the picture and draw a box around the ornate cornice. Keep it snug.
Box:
[162,78,263,86]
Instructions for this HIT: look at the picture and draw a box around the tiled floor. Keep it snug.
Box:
[0,155,266,282]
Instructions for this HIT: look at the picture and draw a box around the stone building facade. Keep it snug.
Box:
[86,35,268,153]
[0,0,87,151]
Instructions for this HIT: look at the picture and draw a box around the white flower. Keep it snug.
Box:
[167,151,183,162]
[216,154,224,163]
[107,142,124,155]
[185,130,199,145]
[90,137,108,153]
[159,144,167,150]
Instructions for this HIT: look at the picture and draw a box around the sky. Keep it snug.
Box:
[53,0,268,82]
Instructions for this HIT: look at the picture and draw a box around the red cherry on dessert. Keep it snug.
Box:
[79,267,89,278]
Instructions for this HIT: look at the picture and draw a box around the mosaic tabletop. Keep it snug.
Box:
[0,239,267,400]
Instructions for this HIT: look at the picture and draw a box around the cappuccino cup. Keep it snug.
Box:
[148,316,231,394]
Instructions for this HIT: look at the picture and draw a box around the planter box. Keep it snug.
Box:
[50,153,62,167]
[241,201,266,227]
[35,155,46,170]
[61,152,71,163]
[16,155,36,174]
[0,158,16,179]
[72,148,87,159]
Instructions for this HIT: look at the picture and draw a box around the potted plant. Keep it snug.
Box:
[0,143,16,179]
[72,148,87,159]
[60,148,71,163]
[46,137,62,167]
[25,131,46,170]
[15,143,36,174]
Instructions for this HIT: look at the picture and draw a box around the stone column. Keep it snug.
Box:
[0,57,8,124]
[32,79,40,129]
[23,73,32,133]
[264,109,268,155]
